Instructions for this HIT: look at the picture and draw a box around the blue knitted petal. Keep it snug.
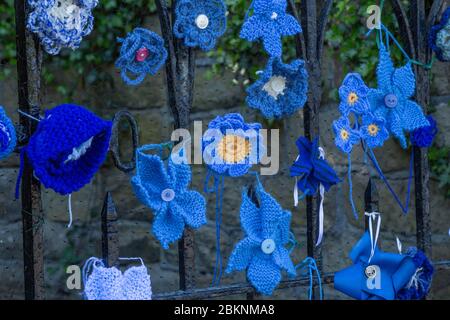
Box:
[152,206,185,250]
[0,107,17,160]
[174,190,207,229]
[273,246,296,276]
[135,152,170,196]
[262,32,282,57]
[377,44,395,93]
[392,63,415,99]
[277,14,302,35]
[167,158,191,192]
[247,254,282,295]
[398,100,430,132]
[387,111,407,148]
[240,16,266,41]
[226,237,259,272]
[274,210,292,246]
[258,186,284,239]
[240,188,262,239]
[131,175,165,212]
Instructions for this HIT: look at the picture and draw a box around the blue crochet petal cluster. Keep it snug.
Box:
[240,0,302,57]
[26,104,112,195]
[338,73,370,116]
[0,107,17,160]
[246,57,308,119]
[332,116,360,153]
[226,183,295,295]
[173,0,227,51]
[115,28,168,86]
[27,0,98,55]
[410,115,438,147]
[131,144,207,249]
[359,113,390,149]
[428,7,450,62]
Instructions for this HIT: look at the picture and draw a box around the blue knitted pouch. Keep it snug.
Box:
[0,107,17,160]
[429,7,450,62]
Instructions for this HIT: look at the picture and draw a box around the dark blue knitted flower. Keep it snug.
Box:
[359,113,389,149]
[132,144,207,250]
[240,0,302,57]
[173,0,227,51]
[115,28,168,86]
[428,7,450,62]
[246,57,308,119]
[25,104,112,195]
[226,183,295,296]
[202,113,264,177]
[368,44,429,149]
[332,116,360,154]
[0,107,17,160]
[27,0,98,55]
[338,73,370,116]
[410,115,438,148]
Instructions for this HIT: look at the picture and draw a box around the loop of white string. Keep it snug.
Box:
[315,147,326,246]
[365,211,381,263]
[67,194,73,228]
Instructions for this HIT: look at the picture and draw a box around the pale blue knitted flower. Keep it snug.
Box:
[338,73,370,116]
[333,116,360,154]
[240,0,302,57]
[359,113,389,149]
[429,7,450,62]
[368,44,429,148]
[131,144,207,249]
[226,183,295,296]
[173,0,227,51]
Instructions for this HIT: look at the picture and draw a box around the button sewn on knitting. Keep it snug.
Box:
[195,14,209,29]
[261,239,276,254]
[384,94,398,108]
[365,265,378,279]
[161,188,175,202]
[271,12,278,20]
[135,47,150,62]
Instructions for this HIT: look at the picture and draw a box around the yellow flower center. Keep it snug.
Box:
[347,92,358,105]
[368,124,379,136]
[217,134,252,164]
[340,129,349,141]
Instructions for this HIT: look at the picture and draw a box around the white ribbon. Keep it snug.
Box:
[365,211,381,263]
[67,194,73,228]
[293,155,300,207]
[315,147,326,247]
[396,236,402,254]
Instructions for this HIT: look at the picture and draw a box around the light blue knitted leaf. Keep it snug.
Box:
[399,100,430,131]
[240,16,264,41]
[226,237,259,272]
[240,189,262,240]
[174,190,207,228]
[273,210,292,246]
[277,14,302,35]
[167,159,191,192]
[376,44,395,92]
[152,208,185,250]
[259,187,284,239]
[273,246,296,276]
[387,111,406,148]
[393,63,415,99]
[247,253,282,295]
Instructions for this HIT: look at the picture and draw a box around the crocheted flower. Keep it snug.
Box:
[368,44,429,149]
[173,0,227,51]
[290,137,340,195]
[332,116,360,154]
[27,0,98,55]
[429,7,450,62]
[115,28,168,86]
[410,115,438,148]
[359,113,389,149]
[0,107,17,160]
[240,0,302,57]
[246,57,308,119]
[131,144,207,249]
[338,73,370,116]
[202,113,264,177]
[226,183,295,295]
[25,104,112,195]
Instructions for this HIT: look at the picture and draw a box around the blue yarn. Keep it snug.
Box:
[347,153,358,219]
[338,73,371,116]
[115,28,168,86]
[0,107,17,160]
[240,0,302,57]
[27,0,98,55]
[246,57,308,119]
[295,257,323,300]
[132,143,207,250]
[410,115,438,148]
[428,7,450,62]
[173,0,227,51]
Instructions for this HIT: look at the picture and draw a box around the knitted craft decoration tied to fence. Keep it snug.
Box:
[115,28,168,86]
[27,0,98,55]
[0,107,17,161]
[83,257,152,300]
[240,0,302,57]
[173,0,227,51]
[429,7,450,62]
[410,115,438,148]
[226,182,296,296]
[246,57,308,119]
[131,144,207,249]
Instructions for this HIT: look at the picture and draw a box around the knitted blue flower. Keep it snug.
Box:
[246,57,308,119]
[240,0,302,57]
[202,113,264,177]
[115,28,168,86]
[359,113,389,149]
[27,0,98,55]
[131,144,207,249]
[429,7,450,62]
[338,73,370,116]
[173,0,227,51]
[333,116,360,154]
[226,183,295,295]
[410,115,438,148]
[0,107,17,160]
[368,44,429,149]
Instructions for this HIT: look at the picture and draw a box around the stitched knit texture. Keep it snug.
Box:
[0,107,17,160]
[246,57,308,119]
[240,0,302,57]
[27,0,98,55]
[25,104,112,195]
[332,116,360,154]
[428,7,450,62]
[173,0,227,51]
[368,44,429,149]
[131,144,207,249]
[410,115,438,147]
[359,113,389,149]
[115,28,168,86]
[338,73,370,116]
[83,258,152,300]
[226,183,296,296]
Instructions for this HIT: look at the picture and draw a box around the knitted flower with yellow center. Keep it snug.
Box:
[338,73,370,116]
[333,116,360,154]
[217,134,252,164]
[359,113,389,149]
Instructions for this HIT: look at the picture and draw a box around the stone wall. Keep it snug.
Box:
[0,47,449,299]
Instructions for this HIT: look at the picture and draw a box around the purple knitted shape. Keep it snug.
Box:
[428,7,450,62]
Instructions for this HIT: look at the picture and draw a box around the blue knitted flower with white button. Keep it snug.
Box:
[429,7,450,62]
[202,113,264,177]
[246,57,308,119]
[226,183,296,296]
[240,0,302,57]
[0,107,17,161]
[27,0,98,55]
[338,73,370,116]
[131,144,207,249]
[368,44,429,148]
[173,0,227,51]
[115,28,168,86]
[332,116,360,154]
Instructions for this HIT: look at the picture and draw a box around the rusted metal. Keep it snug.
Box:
[101,192,119,268]
[364,178,379,230]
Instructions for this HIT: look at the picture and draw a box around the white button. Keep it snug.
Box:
[384,94,398,108]
[195,14,209,29]
[261,239,276,254]
[161,188,175,202]
[270,77,286,94]
[271,12,278,20]
[365,265,378,278]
